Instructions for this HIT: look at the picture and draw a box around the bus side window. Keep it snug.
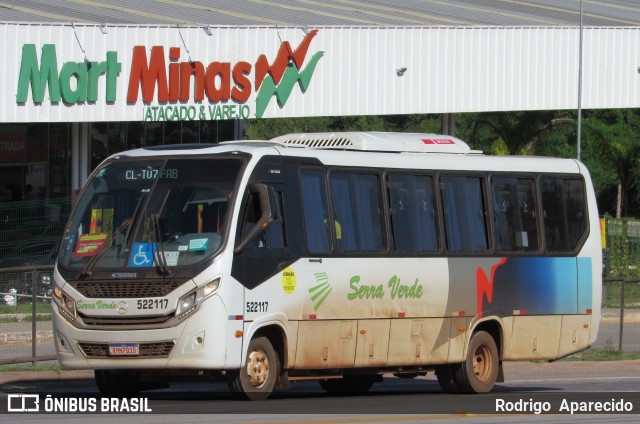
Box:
[330,172,385,253]
[240,193,264,248]
[388,174,438,253]
[440,175,489,253]
[541,178,586,252]
[492,177,539,252]
[239,186,286,251]
[265,188,286,249]
[300,170,332,254]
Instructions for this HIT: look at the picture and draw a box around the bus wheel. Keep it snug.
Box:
[454,331,499,393]
[95,370,141,397]
[435,364,459,393]
[319,376,375,394]
[228,336,279,401]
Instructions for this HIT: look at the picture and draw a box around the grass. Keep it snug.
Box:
[562,348,640,361]
[0,302,52,322]
[0,302,52,315]
[602,280,640,309]
[0,314,52,323]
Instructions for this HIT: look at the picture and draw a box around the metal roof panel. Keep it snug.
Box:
[0,0,637,26]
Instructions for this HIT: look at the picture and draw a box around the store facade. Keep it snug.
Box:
[1,22,639,263]
[1,120,239,203]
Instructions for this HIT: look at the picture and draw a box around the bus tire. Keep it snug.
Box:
[227,336,279,401]
[453,331,499,393]
[95,370,141,398]
[319,376,375,394]
[435,364,460,393]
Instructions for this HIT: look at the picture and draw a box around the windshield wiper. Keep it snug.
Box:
[80,218,132,278]
[150,189,172,276]
[80,190,147,278]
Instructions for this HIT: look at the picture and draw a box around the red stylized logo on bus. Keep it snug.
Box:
[476,257,507,318]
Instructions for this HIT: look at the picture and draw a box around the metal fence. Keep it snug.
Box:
[0,197,70,269]
[603,217,640,282]
[0,265,56,365]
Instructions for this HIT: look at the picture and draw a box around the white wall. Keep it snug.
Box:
[1,23,638,122]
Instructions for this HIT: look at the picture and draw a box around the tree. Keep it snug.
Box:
[242,110,640,217]
[584,109,640,218]
[245,114,442,140]
[459,111,574,155]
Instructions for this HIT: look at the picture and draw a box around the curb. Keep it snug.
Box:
[601,318,640,323]
[0,370,95,385]
[0,313,51,321]
[601,313,640,324]
[0,331,53,344]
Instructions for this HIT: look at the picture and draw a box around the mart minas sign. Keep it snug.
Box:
[15,30,323,120]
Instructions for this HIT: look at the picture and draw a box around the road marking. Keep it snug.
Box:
[255,415,477,424]
[2,384,41,389]
[508,376,640,383]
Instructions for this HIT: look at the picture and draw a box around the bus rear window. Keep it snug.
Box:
[541,178,587,252]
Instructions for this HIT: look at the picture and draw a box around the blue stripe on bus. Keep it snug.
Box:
[475,257,592,316]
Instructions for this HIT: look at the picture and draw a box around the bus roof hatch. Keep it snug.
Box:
[269,132,480,154]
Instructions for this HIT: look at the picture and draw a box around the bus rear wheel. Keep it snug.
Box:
[453,331,499,393]
[435,364,459,393]
[227,336,279,401]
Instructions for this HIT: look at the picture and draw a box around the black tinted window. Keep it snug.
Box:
[492,177,539,252]
[388,174,438,252]
[330,172,384,253]
[300,170,331,254]
[440,176,489,253]
[541,178,587,251]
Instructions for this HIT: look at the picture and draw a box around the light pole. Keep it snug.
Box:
[577,0,584,161]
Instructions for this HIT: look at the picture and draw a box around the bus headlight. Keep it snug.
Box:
[176,277,221,319]
[53,287,77,322]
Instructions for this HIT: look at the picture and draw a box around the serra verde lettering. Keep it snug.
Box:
[347,275,423,301]
[76,300,117,310]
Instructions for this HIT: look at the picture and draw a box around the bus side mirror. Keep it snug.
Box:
[234,183,274,254]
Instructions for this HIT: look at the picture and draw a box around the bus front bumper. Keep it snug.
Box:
[52,295,239,370]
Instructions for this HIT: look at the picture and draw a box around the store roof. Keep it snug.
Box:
[0,0,639,27]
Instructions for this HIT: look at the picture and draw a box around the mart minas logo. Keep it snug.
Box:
[15,30,324,120]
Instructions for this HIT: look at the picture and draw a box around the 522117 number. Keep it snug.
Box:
[246,301,269,313]
[137,299,169,310]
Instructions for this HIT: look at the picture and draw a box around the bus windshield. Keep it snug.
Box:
[58,156,243,273]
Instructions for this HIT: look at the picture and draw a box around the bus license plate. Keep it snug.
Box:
[108,343,139,356]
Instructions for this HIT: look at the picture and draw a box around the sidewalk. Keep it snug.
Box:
[601,307,640,323]
[0,369,94,384]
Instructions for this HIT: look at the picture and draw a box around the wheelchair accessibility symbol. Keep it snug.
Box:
[128,243,156,268]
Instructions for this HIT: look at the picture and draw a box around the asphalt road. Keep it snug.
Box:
[0,310,638,422]
[0,360,639,422]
